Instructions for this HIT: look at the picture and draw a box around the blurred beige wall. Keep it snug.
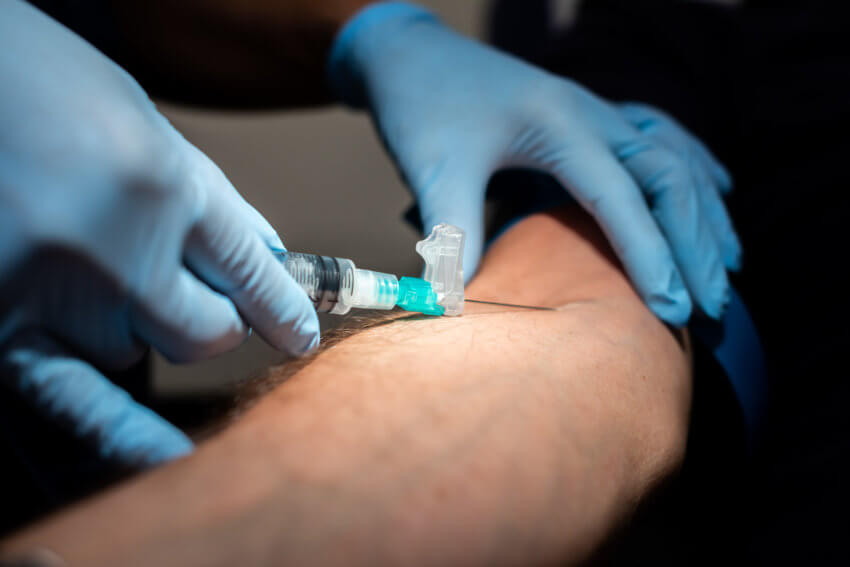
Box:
[154,1,489,395]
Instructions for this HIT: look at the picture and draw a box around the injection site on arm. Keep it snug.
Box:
[0,207,692,567]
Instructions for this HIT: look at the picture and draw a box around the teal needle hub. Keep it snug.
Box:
[396,277,445,316]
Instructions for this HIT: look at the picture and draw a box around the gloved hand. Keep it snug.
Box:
[616,103,741,272]
[328,2,740,325]
[0,1,319,466]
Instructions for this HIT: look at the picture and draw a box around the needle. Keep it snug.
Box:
[464,299,556,311]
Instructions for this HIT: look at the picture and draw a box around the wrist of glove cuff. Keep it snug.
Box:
[327,2,440,107]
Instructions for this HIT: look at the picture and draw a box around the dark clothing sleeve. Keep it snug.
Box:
[27,0,123,61]
[488,1,850,564]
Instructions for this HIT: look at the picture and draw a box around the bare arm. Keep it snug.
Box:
[0,207,691,566]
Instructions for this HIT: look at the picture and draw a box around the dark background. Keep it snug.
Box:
[5,0,849,562]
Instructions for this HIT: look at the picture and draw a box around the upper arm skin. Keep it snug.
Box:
[0,207,691,567]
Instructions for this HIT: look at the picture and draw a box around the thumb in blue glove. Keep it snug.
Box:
[329,2,738,325]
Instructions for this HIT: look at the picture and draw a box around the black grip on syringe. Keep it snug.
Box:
[280,252,343,313]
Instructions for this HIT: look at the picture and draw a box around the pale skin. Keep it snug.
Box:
[0,206,692,566]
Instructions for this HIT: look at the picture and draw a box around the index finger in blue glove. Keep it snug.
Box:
[614,141,730,319]
[691,136,733,195]
[0,331,193,468]
[181,151,320,356]
[185,218,320,357]
[619,104,741,271]
[620,103,733,194]
[690,160,742,271]
[582,100,730,320]
[548,140,694,325]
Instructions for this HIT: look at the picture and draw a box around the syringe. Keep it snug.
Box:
[275,223,467,318]
[274,251,445,316]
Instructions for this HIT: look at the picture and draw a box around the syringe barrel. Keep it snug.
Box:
[278,252,398,314]
[279,253,351,314]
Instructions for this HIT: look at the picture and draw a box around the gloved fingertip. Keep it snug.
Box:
[132,432,194,467]
[692,141,733,193]
[646,269,692,327]
[278,306,320,357]
[648,297,692,328]
[266,233,286,252]
[698,270,733,320]
[715,164,734,194]
[700,285,732,321]
[300,330,321,356]
[725,246,743,272]
[292,324,321,357]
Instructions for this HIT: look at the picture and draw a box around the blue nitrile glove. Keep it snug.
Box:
[328,2,739,325]
[0,1,319,466]
[0,331,193,467]
[617,103,741,271]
